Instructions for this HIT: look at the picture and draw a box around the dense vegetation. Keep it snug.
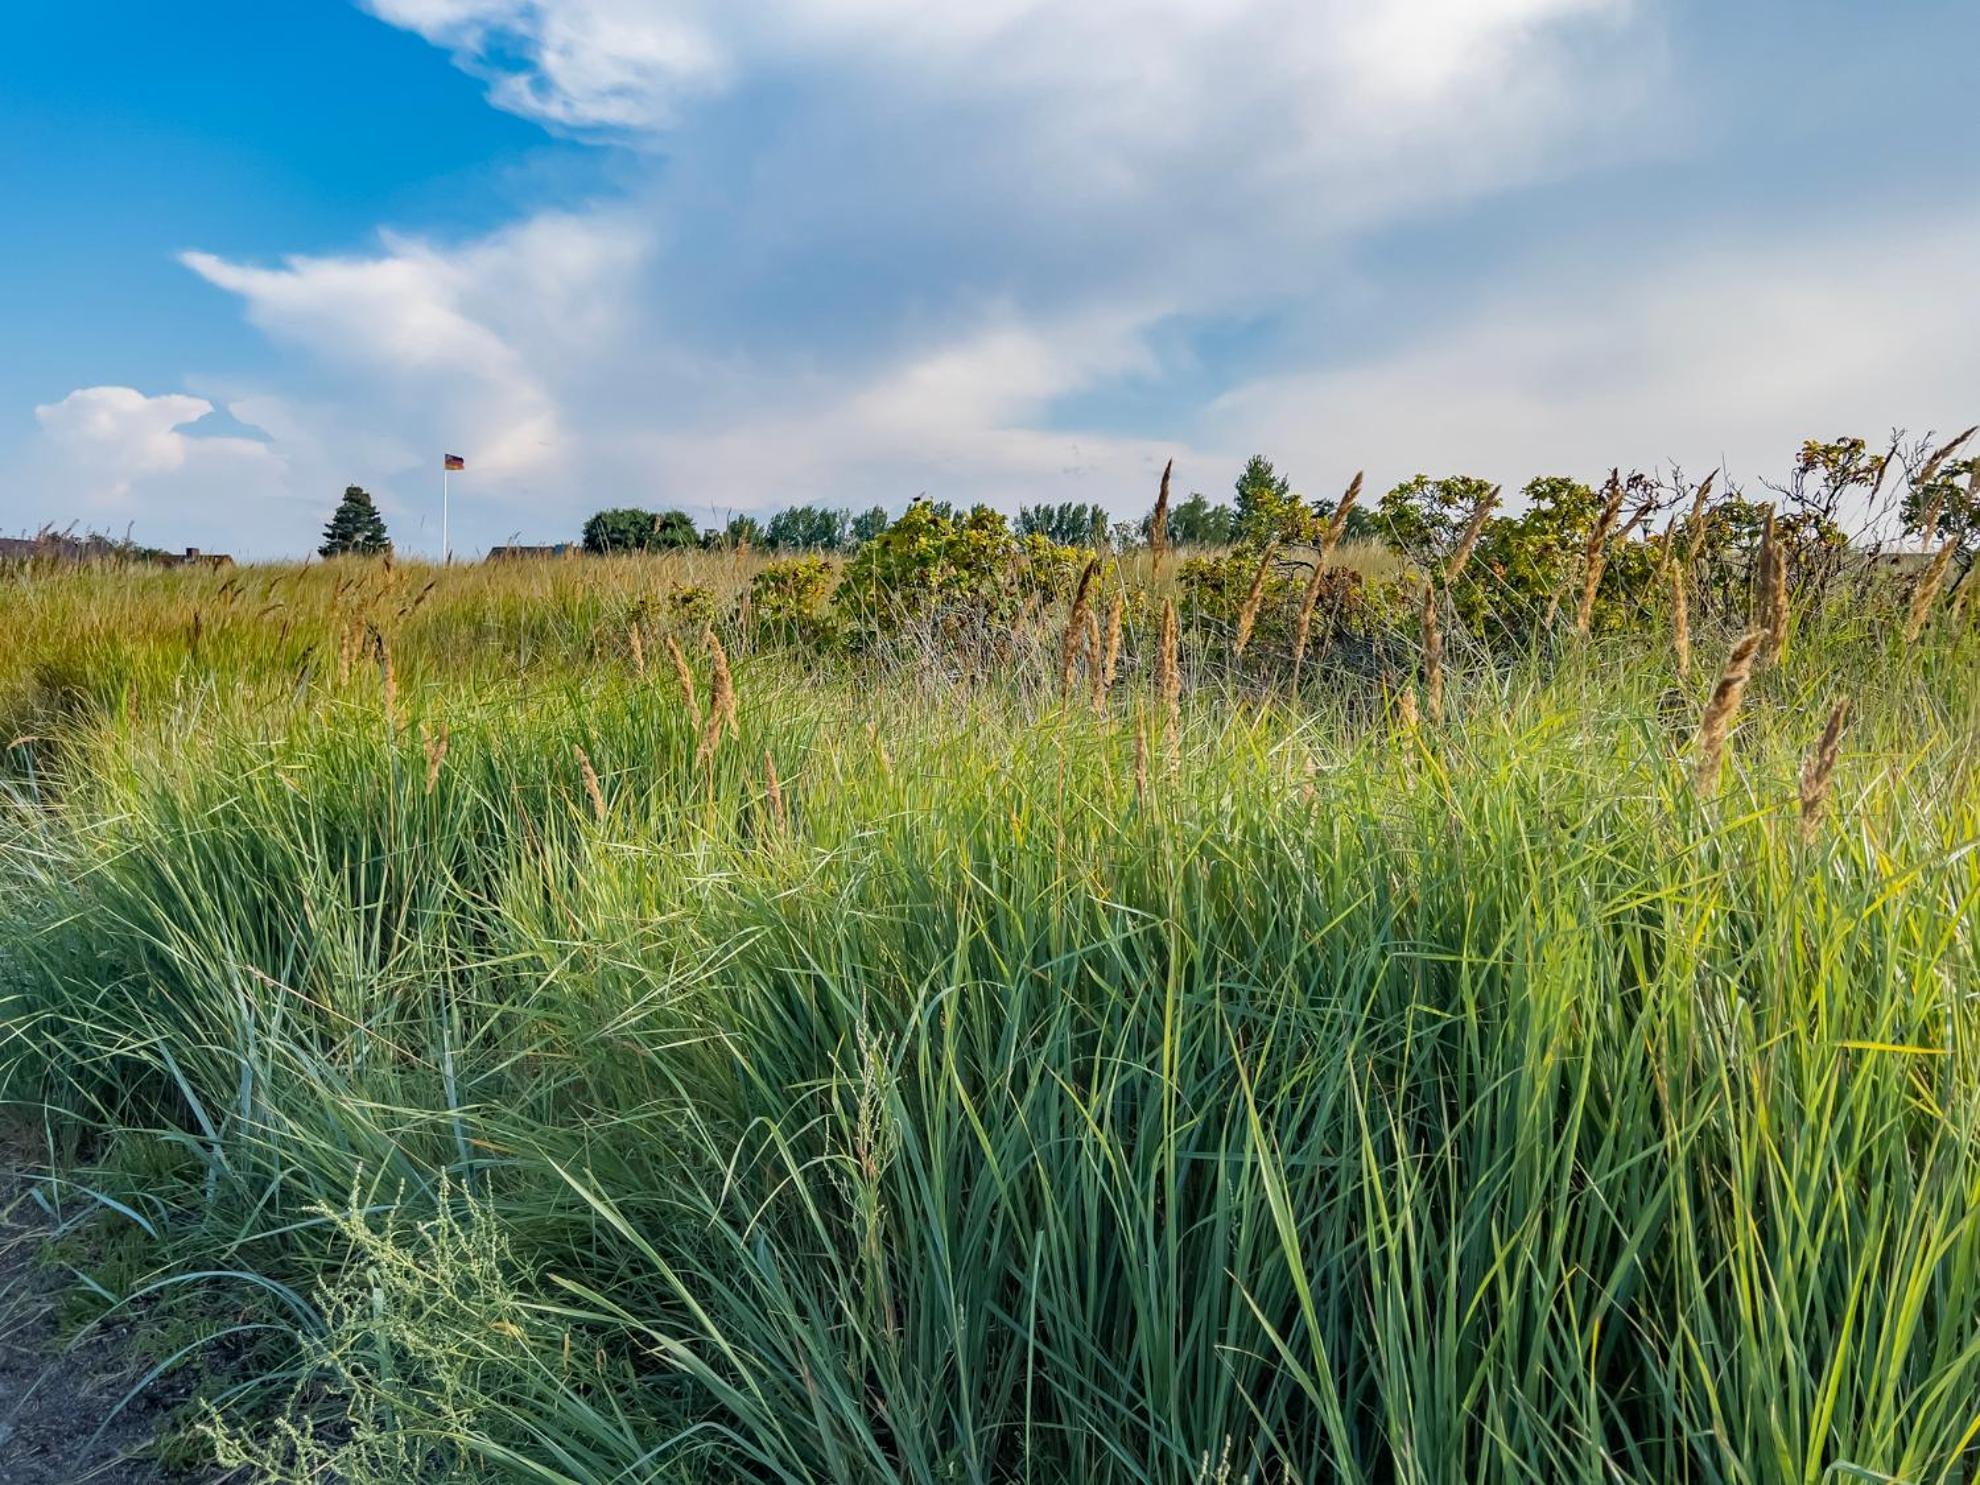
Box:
[2,437,1978,1483]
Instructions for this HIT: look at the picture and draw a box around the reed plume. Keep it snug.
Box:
[628,620,646,677]
[574,745,607,823]
[374,626,399,731]
[1574,471,1626,635]
[1670,562,1691,682]
[1151,460,1173,574]
[697,627,738,767]
[1095,591,1124,710]
[1158,599,1181,767]
[1681,471,1716,570]
[1420,583,1444,724]
[1290,473,1365,686]
[763,751,787,834]
[1395,685,1420,732]
[867,720,894,778]
[1061,558,1100,700]
[1082,605,1103,708]
[1693,630,1764,796]
[1324,472,1363,557]
[1444,485,1499,583]
[665,633,703,730]
[1232,542,1276,659]
[1903,533,1961,643]
[1798,697,1850,841]
[421,722,450,796]
[1753,507,1789,660]
[1916,425,1977,487]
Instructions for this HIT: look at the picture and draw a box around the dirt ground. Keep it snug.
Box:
[0,1153,193,1484]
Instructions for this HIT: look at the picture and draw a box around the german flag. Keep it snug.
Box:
[444,453,466,471]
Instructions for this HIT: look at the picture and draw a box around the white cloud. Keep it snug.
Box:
[28,387,281,514]
[180,212,650,483]
[132,0,1657,552]
[1203,211,1980,509]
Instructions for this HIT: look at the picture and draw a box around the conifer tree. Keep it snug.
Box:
[320,485,392,557]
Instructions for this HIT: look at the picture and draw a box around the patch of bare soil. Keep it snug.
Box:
[0,1149,198,1484]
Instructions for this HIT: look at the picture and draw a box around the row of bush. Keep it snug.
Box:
[637,437,1976,674]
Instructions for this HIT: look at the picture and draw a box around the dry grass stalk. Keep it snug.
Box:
[866,720,894,777]
[1693,630,1765,796]
[1289,474,1365,687]
[1681,472,1716,570]
[1324,472,1363,558]
[421,722,450,796]
[1903,533,1961,643]
[1420,583,1445,724]
[1574,471,1627,635]
[1158,599,1181,767]
[1061,558,1100,700]
[1444,485,1499,584]
[1395,685,1420,732]
[1671,562,1692,682]
[1917,425,1978,488]
[1798,697,1850,841]
[1096,592,1124,708]
[664,634,702,730]
[1753,507,1789,660]
[1151,460,1173,574]
[374,626,399,731]
[1082,606,1104,703]
[697,627,739,767]
[1765,531,1790,658]
[1132,726,1149,804]
[707,628,738,736]
[574,745,607,823]
[1232,541,1277,659]
[628,620,646,677]
[336,612,362,686]
[763,751,787,834]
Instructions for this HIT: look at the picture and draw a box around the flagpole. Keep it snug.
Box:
[442,464,451,565]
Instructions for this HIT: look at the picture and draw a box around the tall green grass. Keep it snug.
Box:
[2,562,1978,1483]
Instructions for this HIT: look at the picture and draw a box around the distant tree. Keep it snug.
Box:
[652,511,700,549]
[851,506,891,544]
[582,507,700,554]
[1017,501,1109,548]
[717,513,764,549]
[1234,455,1313,543]
[1156,492,1239,547]
[583,508,656,553]
[764,504,853,551]
[319,485,391,557]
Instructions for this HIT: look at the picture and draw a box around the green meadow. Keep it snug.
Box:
[2,521,1977,1482]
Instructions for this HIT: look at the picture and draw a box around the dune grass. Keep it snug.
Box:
[1,557,1978,1483]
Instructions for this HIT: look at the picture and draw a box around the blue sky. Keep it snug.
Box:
[3,0,1976,557]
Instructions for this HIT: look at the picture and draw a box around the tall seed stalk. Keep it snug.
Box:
[1574,471,1627,635]
[1798,697,1849,841]
[1694,630,1764,796]
[1904,534,1961,644]
[1061,559,1100,701]
[1150,460,1173,575]
[1232,542,1276,660]
[1420,583,1445,724]
[1158,599,1181,768]
[1291,472,1365,686]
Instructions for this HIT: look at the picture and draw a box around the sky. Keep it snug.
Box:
[3,0,1976,558]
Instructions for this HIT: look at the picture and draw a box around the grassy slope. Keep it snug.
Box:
[1,559,1977,1483]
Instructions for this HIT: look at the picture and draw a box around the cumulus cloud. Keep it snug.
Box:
[139,0,1662,552]
[25,385,284,526]
[1203,211,1980,507]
